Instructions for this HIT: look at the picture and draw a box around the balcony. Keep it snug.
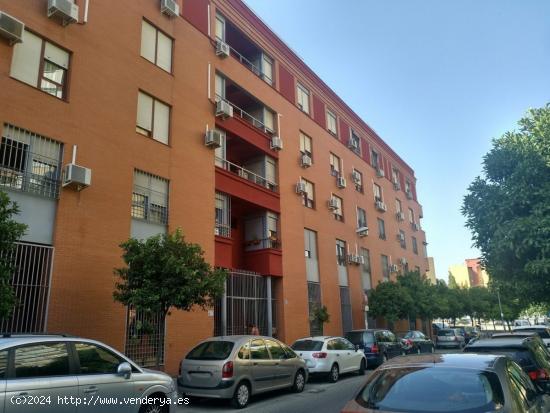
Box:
[216,158,277,192]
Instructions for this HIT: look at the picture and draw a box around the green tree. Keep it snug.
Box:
[396,271,435,322]
[368,281,413,326]
[462,104,550,303]
[448,273,459,289]
[0,190,27,320]
[114,228,227,367]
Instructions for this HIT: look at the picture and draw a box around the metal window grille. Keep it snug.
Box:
[214,270,276,337]
[340,286,353,335]
[307,282,323,336]
[0,124,63,199]
[124,306,165,367]
[132,170,169,225]
[215,192,231,237]
[0,242,54,333]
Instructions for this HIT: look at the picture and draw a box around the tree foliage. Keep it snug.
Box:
[462,104,550,302]
[368,280,413,325]
[0,191,27,320]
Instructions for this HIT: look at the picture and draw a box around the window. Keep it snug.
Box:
[265,339,285,359]
[307,282,322,336]
[215,192,231,237]
[0,350,6,379]
[332,195,343,221]
[399,230,406,249]
[76,342,124,375]
[1,124,62,199]
[250,339,270,360]
[412,237,418,255]
[11,30,70,99]
[261,54,274,85]
[215,13,226,41]
[381,255,390,281]
[132,170,169,225]
[371,149,379,169]
[14,343,70,378]
[349,129,361,154]
[377,218,386,240]
[329,153,341,177]
[296,83,310,114]
[357,207,367,228]
[300,178,315,208]
[215,73,226,100]
[405,179,412,197]
[336,239,347,266]
[304,229,319,282]
[408,207,415,224]
[373,183,382,202]
[141,20,173,73]
[360,248,372,291]
[299,132,312,158]
[136,91,170,144]
[352,168,363,192]
[392,168,401,189]
[326,109,337,136]
[395,198,402,215]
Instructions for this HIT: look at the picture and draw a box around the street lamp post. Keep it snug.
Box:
[497,288,505,330]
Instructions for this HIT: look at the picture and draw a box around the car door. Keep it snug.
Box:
[5,342,77,413]
[1,350,7,413]
[249,339,276,392]
[264,339,294,387]
[385,331,400,358]
[326,339,341,370]
[73,342,136,413]
[341,338,362,372]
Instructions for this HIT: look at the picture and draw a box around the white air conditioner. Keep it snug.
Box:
[393,180,401,191]
[376,168,385,178]
[351,170,361,183]
[390,264,399,272]
[48,0,78,26]
[397,233,405,242]
[405,190,413,200]
[336,176,346,189]
[215,39,230,58]
[161,0,179,17]
[356,226,369,237]
[295,181,307,194]
[328,198,339,210]
[412,222,420,231]
[205,130,224,148]
[396,211,405,221]
[400,258,408,266]
[375,200,387,212]
[300,154,312,168]
[270,136,283,151]
[348,254,364,265]
[348,139,359,150]
[62,163,91,190]
[0,12,24,45]
[215,100,233,118]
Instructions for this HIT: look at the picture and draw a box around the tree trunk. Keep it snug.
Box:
[156,309,169,370]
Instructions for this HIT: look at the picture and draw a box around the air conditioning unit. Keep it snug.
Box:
[393,180,401,191]
[215,100,233,118]
[397,233,405,242]
[376,168,385,178]
[161,0,180,17]
[300,154,312,168]
[351,170,361,183]
[270,136,283,151]
[348,255,364,265]
[336,176,347,188]
[62,163,91,190]
[205,130,224,148]
[47,0,79,26]
[400,258,408,266]
[405,190,413,200]
[328,198,339,210]
[348,139,359,151]
[295,181,307,194]
[412,222,420,231]
[396,211,405,221]
[0,12,24,45]
[215,39,230,58]
[356,226,369,237]
[375,200,387,212]
[390,264,399,272]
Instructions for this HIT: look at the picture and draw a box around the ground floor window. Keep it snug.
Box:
[124,306,165,367]
[340,286,353,335]
[308,282,323,336]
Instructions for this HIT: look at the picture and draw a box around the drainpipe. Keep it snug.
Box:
[267,276,272,336]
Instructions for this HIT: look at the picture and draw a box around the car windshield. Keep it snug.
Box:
[346,331,375,345]
[186,341,234,360]
[404,332,415,339]
[291,340,323,351]
[464,347,536,369]
[517,328,550,339]
[438,329,455,336]
[356,367,504,412]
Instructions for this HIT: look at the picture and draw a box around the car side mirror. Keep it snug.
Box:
[117,362,132,379]
[355,345,360,352]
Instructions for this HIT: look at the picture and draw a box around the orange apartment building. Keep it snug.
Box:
[0,0,428,374]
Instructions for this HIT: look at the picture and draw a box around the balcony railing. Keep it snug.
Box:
[216,157,278,192]
[215,223,231,238]
[216,96,274,135]
[244,237,281,251]
[228,44,273,85]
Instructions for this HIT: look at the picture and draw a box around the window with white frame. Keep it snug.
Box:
[373,183,382,202]
[132,170,169,225]
[349,129,361,154]
[377,218,386,240]
[336,239,347,266]
[381,255,390,281]
[215,13,226,41]
[296,83,310,114]
[215,192,231,237]
[215,73,226,100]
[332,195,343,221]
[392,167,401,189]
[357,207,367,228]
[299,132,312,158]
[405,179,412,195]
[352,168,363,192]
[329,153,341,177]
[10,30,70,99]
[412,236,418,255]
[360,248,372,291]
[371,149,380,169]
[261,54,274,85]
[395,198,402,214]
[326,109,337,136]
[408,207,415,224]
[301,178,315,208]
[140,20,173,73]
[399,229,406,249]
[304,228,320,282]
[136,91,170,144]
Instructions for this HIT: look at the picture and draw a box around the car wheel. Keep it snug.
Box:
[358,358,367,375]
[328,364,339,383]
[139,401,166,413]
[292,369,306,392]
[231,381,250,409]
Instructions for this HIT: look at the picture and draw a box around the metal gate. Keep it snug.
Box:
[124,306,165,367]
[308,282,323,336]
[0,242,54,333]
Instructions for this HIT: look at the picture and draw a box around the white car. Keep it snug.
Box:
[291,336,366,382]
[512,325,550,348]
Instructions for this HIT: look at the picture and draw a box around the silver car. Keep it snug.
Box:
[0,334,178,413]
[178,335,308,408]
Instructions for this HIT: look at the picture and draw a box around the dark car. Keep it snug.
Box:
[341,353,550,412]
[400,330,435,354]
[345,329,403,368]
[464,335,550,393]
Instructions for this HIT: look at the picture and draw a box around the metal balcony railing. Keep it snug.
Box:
[215,223,231,238]
[216,96,274,135]
[244,237,281,251]
[227,44,273,85]
[216,157,278,192]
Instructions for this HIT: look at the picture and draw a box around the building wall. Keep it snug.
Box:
[426,257,437,284]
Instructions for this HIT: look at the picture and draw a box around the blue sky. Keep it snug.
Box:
[244,0,550,281]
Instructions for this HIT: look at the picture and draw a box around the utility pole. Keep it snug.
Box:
[497,288,505,331]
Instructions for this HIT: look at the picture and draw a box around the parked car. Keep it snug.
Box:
[291,336,366,382]
[435,328,466,349]
[400,330,435,354]
[0,334,178,413]
[464,335,550,392]
[345,329,403,368]
[463,325,481,342]
[514,319,532,327]
[178,336,307,409]
[341,353,550,412]
[513,325,550,348]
